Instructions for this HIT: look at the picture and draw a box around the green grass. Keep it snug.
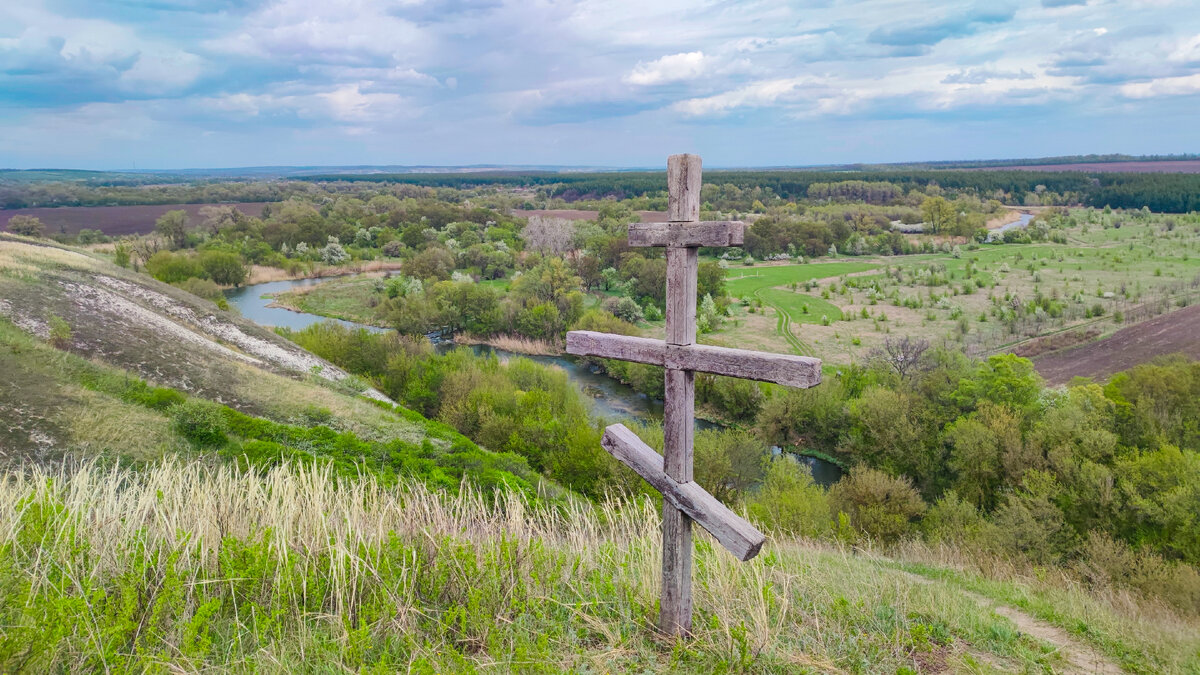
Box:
[726,262,875,355]
[6,459,1193,673]
[272,275,386,326]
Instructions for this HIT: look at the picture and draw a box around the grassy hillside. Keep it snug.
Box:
[0,234,549,494]
[1,460,1196,673]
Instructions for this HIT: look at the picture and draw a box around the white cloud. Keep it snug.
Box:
[1120,73,1200,98]
[672,77,816,116]
[625,51,708,85]
[1170,33,1200,62]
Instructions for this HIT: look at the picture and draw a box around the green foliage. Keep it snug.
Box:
[279,322,613,497]
[146,250,205,284]
[112,241,131,268]
[5,214,44,237]
[155,209,189,249]
[829,466,927,544]
[47,314,72,349]
[746,456,832,537]
[171,399,228,446]
[198,249,248,286]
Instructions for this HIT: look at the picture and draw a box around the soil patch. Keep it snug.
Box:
[1034,304,1200,385]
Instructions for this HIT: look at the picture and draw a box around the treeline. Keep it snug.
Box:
[299,169,1200,213]
[7,167,1200,213]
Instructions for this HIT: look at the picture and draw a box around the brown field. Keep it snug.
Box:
[0,202,272,236]
[513,209,668,221]
[1034,304,1200,385]
[970,160,1200,173]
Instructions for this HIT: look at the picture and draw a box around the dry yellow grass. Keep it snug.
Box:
[2,459,1194,672]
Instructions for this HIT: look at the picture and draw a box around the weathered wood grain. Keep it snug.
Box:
[565,330,663,366]
[628,221,745,248]
[666,246,697,346]
[667,154,702,222]
[664,368,694,480]
[565,331,824,389]
[601,424,767,562]
[665,343,822,389]
[661,504,692,634]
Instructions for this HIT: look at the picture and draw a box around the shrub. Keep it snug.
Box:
[47,315,72,349]
[382,240,403,257]
[6,215,44,237]
[922,490,983,543]
[321,238,349,265]
[602,296,644,324]
[747,456,832,538]
[198,250,247,287]
[171,399,228,446]
[112,242,131,268]
[175,278,230,309]
[146,251,205,284]
[828,466,926,543]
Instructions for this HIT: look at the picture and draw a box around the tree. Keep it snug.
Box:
[155,210,190,249]
[829,466,927,543]
[521,215,574,255]
[6,215,44,237]
[697,293,721,333]
[920,196,957,235]
[869,335,930,380]
[602,296,644,323]
[320,237,349,265]
[199,250,248,287]
[112,242,131,268]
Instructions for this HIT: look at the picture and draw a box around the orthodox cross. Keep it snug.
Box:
[566,154,823,636]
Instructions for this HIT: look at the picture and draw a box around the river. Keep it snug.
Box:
[226,277,843,486]
[987,212,1035,242]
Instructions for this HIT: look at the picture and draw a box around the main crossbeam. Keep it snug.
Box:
[566,330,822,389]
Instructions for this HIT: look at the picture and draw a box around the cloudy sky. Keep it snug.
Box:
[1,0,1198,169]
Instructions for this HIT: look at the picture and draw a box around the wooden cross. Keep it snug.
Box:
[566,154,823,636]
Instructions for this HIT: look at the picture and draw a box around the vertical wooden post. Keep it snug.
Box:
[660,154,701,636]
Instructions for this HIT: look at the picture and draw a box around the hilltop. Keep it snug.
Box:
[0,235,1197,672]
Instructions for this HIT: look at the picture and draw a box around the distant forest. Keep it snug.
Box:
[4,166,1200,213]
[306,169,1200,213]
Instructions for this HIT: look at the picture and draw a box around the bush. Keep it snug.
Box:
[146,251,205,284]
[47,315,72,349]
[198,250,247,287]
[601,296,644,323]
[175,278,230,309]
[829,466,926,543]
[747,456,832,538]
[922,490,983,543]
[6,215,44,237]
[171,399,228,446]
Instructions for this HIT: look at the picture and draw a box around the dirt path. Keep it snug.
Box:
[988,604,1122,674]
[901,571,1123,673]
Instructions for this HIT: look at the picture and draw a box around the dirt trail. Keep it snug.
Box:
[988,604,1122,674]
[902,571,1123,673]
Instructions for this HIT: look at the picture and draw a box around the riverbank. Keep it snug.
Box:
[244,260,405,285]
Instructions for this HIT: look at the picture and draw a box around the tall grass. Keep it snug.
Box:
[1,460,1194,672]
